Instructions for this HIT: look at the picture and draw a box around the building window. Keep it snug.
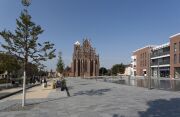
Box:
[174,54,177,64]
[174,43,177,52]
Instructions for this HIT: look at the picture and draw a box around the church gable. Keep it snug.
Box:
[71,39,100,77]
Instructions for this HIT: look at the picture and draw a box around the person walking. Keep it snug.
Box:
[42,77,47,88]
[61,78,70,97]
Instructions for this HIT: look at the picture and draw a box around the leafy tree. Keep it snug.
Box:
[0,0,56,106]
[111,63,125,75]
[56,51,64,74]
[107,69,112,76]
[99,67,108,76]
[38,70,48,77]
[0,53,21,75]
[26,63,38,77]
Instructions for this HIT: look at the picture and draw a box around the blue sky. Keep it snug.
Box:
[1,0,180,71]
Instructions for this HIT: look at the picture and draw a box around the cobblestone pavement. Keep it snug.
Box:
[1,78,180,117]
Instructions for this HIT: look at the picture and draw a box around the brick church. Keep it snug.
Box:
[70,39,100,77]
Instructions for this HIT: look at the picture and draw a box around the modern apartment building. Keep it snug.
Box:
[170,33,180,78]
[131,33,180,78]
[131,46,155,77]
[151,43,170,77]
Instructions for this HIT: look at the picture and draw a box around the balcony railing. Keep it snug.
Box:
[151,51,170,58]
[151,61,170,66]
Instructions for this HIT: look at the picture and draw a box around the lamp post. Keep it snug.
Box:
[158,58,160,78]
[148,49,152,90]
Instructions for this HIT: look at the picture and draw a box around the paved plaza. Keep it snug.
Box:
[0,78,180,117]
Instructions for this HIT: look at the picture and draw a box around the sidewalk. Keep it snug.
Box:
[0,84,40,100]
[0,80,67,112]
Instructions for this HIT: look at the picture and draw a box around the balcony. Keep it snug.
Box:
[151,61,170,66]
[151,51,170,58]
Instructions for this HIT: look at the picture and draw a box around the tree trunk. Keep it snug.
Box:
[22,70,26,107]
[22,55,28,107]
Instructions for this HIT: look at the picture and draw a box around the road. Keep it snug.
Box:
[0,78,180,117]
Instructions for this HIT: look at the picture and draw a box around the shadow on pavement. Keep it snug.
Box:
[79,83,90,86]
[112,114,125,117]
[0,92,10,97]
[138,98,180,117]
[67,86,74,90]
[73,88,111,96]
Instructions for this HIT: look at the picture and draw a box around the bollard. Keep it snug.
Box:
[52,80,56,89]
[128,75,131,85]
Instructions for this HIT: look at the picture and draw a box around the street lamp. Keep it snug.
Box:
[148,49,152,90]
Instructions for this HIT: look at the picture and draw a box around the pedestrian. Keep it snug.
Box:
[44,78,47,87]
[61,78,70,97]
[42,77,47,88]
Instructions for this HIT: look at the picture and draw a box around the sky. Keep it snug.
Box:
[1,0,180,71]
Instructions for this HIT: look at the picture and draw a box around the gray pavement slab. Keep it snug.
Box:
[1,78,180,117]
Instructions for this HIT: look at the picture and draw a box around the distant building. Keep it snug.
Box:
[63,66,71,77]
[0,71,8,79]
[151,43,170,78]
[170,33,180,78]
[124,64,133,76]
[132,46,155,77]
[131,33,180,78]
[71,39,100,77]
[48,70,57,78]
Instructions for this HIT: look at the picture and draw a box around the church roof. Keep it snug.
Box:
[74,41,80,45]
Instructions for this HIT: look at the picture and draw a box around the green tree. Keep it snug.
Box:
[111,63,125,75]
[0,53,21,75]
[0,0,56,106]
[26,63,38,77]
[107,69,112,76]
[56,51,64,74]
[99,67,108,76]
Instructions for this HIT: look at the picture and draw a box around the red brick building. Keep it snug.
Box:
[132,33,180,79]
[132,46,154,76]
[170,33,180,78]
[71,39,100,77]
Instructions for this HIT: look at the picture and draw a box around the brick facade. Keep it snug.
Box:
[133,46,153,76]
[170,34,180,78]
[71,39,99,77]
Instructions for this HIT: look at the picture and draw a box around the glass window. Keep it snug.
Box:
[159,58,163,65]
[174,54,177,64]
[174,43,177,52]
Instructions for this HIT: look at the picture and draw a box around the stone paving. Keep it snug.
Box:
[1,78,180,117]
